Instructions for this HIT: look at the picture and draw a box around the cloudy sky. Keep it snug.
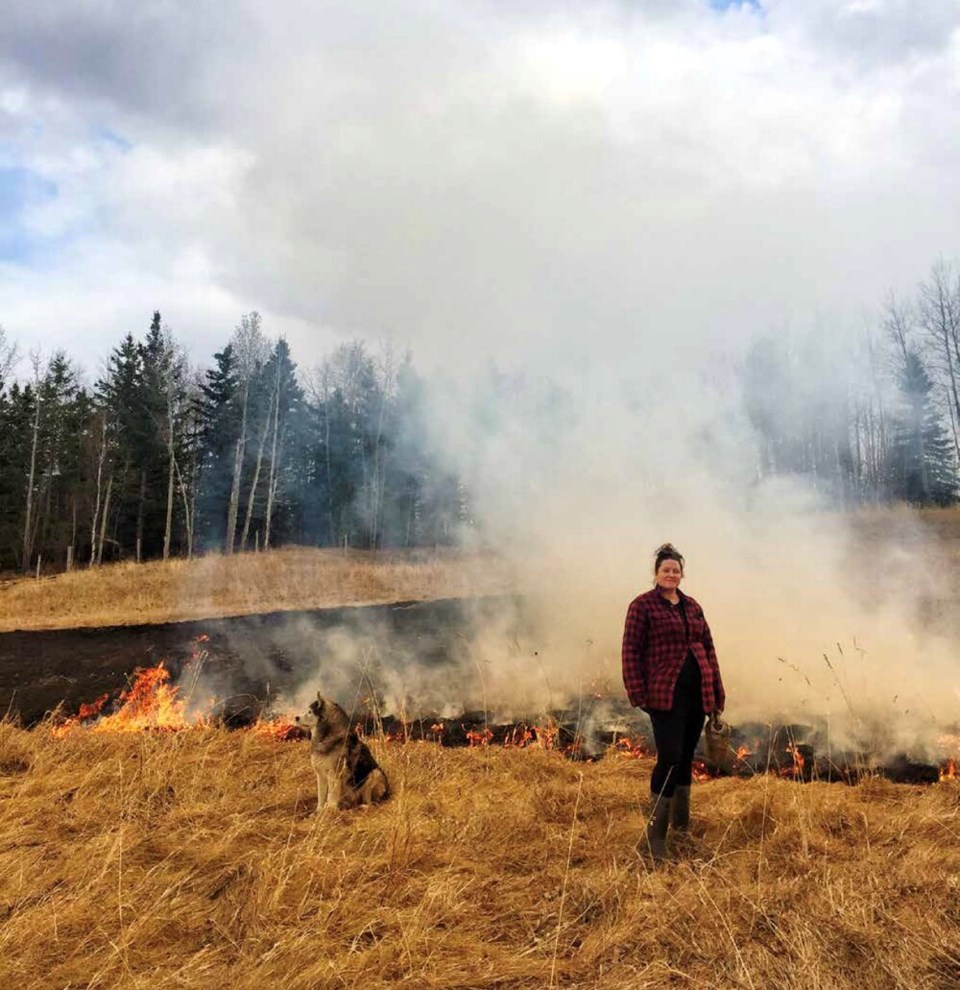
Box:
[1,0,958,375]
[3,0,959,724]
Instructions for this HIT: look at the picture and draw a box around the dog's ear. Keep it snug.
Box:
[316,692,324,705]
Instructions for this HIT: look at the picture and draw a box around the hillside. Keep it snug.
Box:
[0,548,515,633]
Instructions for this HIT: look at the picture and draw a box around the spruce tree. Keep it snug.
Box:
[890,351,959,505]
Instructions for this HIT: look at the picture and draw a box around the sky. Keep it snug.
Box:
[0,0,958,376]
[3,0,960,732]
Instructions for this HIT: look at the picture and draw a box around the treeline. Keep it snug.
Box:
[743,261,960,506]
[0,313,465,573]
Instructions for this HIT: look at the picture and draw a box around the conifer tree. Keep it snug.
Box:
[890,351,959,505]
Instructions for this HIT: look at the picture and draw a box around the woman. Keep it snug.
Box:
[621,543,725,861]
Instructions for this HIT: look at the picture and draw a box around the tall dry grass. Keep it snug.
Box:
[1,723,957,989]
[0,548,515,632]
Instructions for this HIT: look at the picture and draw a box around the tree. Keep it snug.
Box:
[95,333,145,562]
[889,350,958,505]
[262,338,302,549]
[19,351,87,571]
[197,345,240,550]
[140,314,187,560]
[225,312,268,554]
[918,261,960,460]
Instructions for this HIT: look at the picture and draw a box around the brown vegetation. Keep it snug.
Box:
[0,548,515,633]
[1,723,958,989]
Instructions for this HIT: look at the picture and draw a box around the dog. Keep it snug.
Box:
[294,693,389,812]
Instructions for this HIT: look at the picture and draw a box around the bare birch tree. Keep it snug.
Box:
[240,381,272,551]
[263,339,295,550]
[225,312,268,554]
[89,413,109,567]
[21,352,43,572]
[156,329,186,560]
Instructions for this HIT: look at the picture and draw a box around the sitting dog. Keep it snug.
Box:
[294,693,389,811]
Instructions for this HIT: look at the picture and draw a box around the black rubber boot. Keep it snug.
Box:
[645,795,672,863]
[671,786,691,830]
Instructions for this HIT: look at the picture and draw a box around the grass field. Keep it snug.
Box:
[1,722,958,989]
[0,548,515,633]
[2,507,960,987]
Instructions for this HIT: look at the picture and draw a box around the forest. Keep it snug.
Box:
[1,261,959,574]
[0,312,464,572]
[743,262,960,509]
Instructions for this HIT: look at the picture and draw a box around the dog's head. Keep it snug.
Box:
[294,693,332,737]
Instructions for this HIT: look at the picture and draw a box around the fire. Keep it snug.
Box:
[51,693,110,737]
[691,758,711,782]
[465,727,494,747]
[615,736,649,759]
[252,716,302,742]
[95,663,190,732]
[503,724,533,748]
[533,723,559,750]
[735,745,752,764]
[780,744,805,779]
[941,758,957,782]
[52,664,196,735]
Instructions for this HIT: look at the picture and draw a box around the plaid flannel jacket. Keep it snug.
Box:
[621,588,725,714]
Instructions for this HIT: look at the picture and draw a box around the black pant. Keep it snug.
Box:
[649,653,706,798]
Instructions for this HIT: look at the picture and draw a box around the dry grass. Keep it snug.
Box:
[0,548,515,632]
[1,723,958,989]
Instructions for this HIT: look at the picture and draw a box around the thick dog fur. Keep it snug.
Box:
[294,693,389,812]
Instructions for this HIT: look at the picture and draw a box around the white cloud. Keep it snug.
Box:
[1,0,959,728]
[0,0,956,370]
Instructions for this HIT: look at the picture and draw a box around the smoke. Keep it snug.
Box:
[410,345,960,760]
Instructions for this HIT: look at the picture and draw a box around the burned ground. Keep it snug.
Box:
[0,596,521,726]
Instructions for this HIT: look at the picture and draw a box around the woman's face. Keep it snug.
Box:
[655,559,683,590]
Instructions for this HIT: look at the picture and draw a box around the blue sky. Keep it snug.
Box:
[0,166,56,264]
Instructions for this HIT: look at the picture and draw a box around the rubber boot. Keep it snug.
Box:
[645,795,672,863]
[671,786,691,831]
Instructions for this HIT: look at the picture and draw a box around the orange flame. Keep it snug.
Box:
[691,758,711,783]
[503,724,533,748]
[533,724,559,750]
[780,744,805,779]
[252,716,301,742]
[52,663,202,735]
[941,757,957,782]
[95,663,190,732]
[465,727,494,747]
[51,693,110,737]
[615,735,649,759]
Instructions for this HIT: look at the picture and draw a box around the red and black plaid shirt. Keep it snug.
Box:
[621,588,725,713]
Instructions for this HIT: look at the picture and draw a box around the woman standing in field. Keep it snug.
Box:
[621,543,725,862]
